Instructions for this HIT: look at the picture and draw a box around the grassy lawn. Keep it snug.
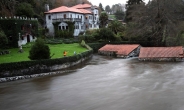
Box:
[0,43,88,64]
[109,14,116,20]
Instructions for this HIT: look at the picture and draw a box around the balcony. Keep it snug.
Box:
[52,18,82,23]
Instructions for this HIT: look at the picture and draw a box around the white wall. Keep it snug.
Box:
[45,7,99,37]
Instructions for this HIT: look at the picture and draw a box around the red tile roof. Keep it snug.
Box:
[99,44,140,56]
[71,4,91,9]
[45,5,92,14]
[78,9,92,14]
[139,46,184,58]
[45,6,83,14]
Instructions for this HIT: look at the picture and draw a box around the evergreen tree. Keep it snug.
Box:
[16,2,34,17]
[105,5,111,14]
[125,0,144,22]
[99,3,104,11]
[29,38,51,60]
[99,12,108,28]
[126,0,184,46]
[114,10,125,20]
[0,29,8,49]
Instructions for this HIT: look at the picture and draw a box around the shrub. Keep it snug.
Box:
[29,38,51,60]
[0,30,8,49]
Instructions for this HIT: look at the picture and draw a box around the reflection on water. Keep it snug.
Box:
[1,55,184,110]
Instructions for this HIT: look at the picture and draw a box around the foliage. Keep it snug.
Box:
[108,20,125,35]
[99,12,108,28]
[94,28,116,42]
[99,3,104,11]
[87,42,106,52]
[29,38,51,60]
[0,50,93,77]
[53,21,75,38]
[114,10,125,20]
[80,40,86,47]
[0,29,8,49]
[125,0,144,22]
[0,0,16,16]
[125,0,184,46]
[0,43,88,64]
[105,5,111,13]
[16,2,34,17]
[0,18,38,47]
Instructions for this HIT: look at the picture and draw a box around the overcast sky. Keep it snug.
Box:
[89,0,149,7]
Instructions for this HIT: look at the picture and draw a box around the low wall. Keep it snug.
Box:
[0,53,93,83]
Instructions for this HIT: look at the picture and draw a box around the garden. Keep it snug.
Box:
[0,42,88,64]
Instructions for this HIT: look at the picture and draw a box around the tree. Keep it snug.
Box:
[96,28,116,41]
[0,0,17,16]
[99,12,108,28]
[105,5,111,14]
[99,3,104,11]
[108,20,125,35]
[29,38,51,60]
[126,0,184,46]
[111,4,124,14]
[0,29,8,49]
[16,2,34,17]
[114,10,125,20]
[125,0,144,22]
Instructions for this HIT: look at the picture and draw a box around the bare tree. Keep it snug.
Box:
[126,0,184,46]
[0,0,17,16]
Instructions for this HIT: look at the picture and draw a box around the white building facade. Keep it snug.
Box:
[45,4,99,37]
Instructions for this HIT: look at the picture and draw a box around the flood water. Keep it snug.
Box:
[1,55,184,110]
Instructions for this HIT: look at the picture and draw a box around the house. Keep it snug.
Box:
[139,46,184,61]
[44,3,99,37]
[98,44,141,58]
[0,17,38,47]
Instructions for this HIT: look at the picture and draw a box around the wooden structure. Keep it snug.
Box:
[98,44,141,58]
[139,46,184,61]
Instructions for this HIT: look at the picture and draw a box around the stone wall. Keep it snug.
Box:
[0,55,92,83]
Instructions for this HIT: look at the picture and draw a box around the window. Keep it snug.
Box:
[62,26,65,30]
[64,14,66,19]
[66,26,68,30]
[48,15,51,20]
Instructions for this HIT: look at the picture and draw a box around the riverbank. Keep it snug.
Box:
[0,51,93,83]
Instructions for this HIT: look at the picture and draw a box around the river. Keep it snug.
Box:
[1,55,184,110]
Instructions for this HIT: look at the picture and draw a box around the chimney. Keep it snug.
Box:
[45,4,49,12]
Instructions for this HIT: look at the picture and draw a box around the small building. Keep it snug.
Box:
[0,17,38,47]
[98,44,141,58]
[139,46,184,61]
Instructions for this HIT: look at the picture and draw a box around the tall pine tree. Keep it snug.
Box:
[125,0,144,22]
[99,3,104,11]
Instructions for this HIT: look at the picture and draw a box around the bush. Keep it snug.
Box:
[29,38,51,60]
[0,30,8,49]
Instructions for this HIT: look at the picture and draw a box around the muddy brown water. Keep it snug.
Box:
[1,55,184,110]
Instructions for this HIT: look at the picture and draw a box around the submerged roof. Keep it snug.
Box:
[139,46,184,58]
[99,44,140,56]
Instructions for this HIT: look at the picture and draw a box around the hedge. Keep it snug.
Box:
[0,50,93,77]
